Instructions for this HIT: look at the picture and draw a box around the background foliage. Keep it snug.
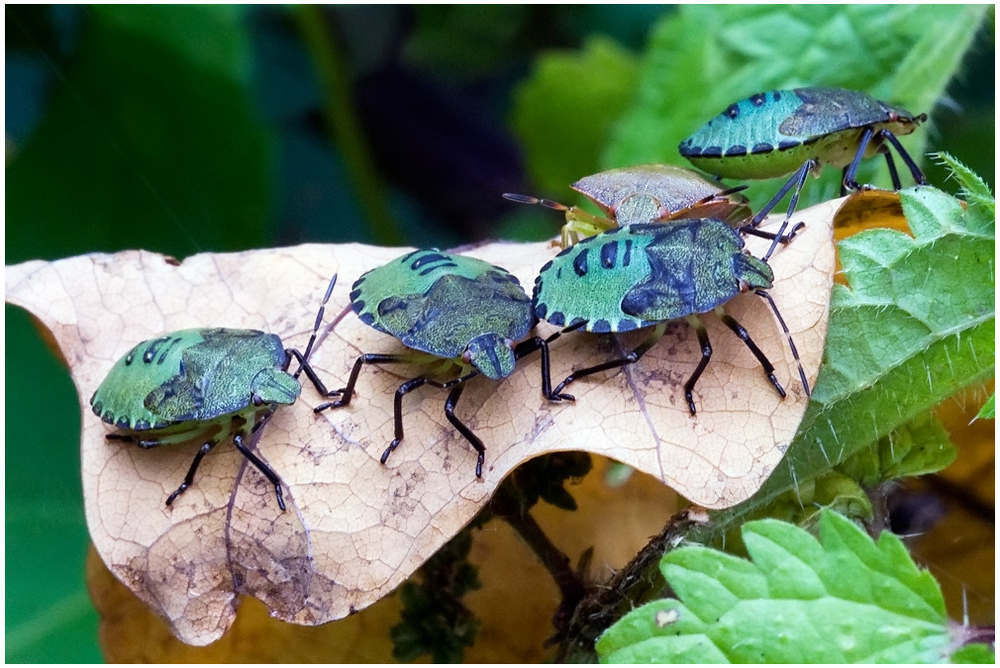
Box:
[5,5,994,662]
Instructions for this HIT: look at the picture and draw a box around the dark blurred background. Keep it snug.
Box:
[6,5,994,661]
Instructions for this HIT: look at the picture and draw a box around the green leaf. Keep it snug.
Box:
[597,510,968,663]
[952,644,996,663]
[974,394,995,420]
[6,5,272,263]
[931,152,995,214]
[741,184,994,517]
[5,307,100,663]
[511,36,639,195]
[838,412,957,488]
[605,5,989,214]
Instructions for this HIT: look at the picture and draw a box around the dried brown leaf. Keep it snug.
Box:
[88,456,680,661]
[5,202,835,644]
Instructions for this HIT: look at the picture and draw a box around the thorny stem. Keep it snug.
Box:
[487,480,586,650]
[292,6,404,246]
[560,508,709,662]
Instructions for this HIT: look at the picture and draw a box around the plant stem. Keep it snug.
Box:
[488,480,585,649]
[292,5,404,246]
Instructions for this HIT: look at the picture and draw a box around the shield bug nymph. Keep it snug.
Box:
[679,87,927,231]
[505,164,751,247]
[319,250,570,478]
[90,275,340,510]
[533,220,809,414]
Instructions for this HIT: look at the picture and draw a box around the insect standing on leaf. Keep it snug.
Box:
[679,87,927,232]
[532,219,809,414]
[90,275,340,511]
[318,249,571,478]
[504,164,751,248]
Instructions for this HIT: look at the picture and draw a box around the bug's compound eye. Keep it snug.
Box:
[462,350,473,364]
[251,392,265,406]
[504,338,515,350]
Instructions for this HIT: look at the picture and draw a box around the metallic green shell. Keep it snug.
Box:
[678,87,923,179]
[350,250,534,380]
[571,164,750,226]
[90,328,298,431]
[532,219,773,333]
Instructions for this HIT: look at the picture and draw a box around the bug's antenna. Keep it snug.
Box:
[502,193,569,212]
[295,273,338,377]
[755,289,810,397]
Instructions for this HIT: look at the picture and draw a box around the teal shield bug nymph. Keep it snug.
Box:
[679,87,927,230]
[533,220,809,414]
[90,275,340,511]
[505,164,751,248]
[316,250,570,478]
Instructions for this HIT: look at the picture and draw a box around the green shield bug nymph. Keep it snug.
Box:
[679,87,927,229]
[89,275,340,511]
[533,220,809,414]
[504,164,751,247]
[317,249,570,477]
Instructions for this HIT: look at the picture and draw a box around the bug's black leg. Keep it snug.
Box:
[106,433,134,443]
[755,289,810,397]
[684,317,713,416]
[842,126,875,193]
[762,161,814,262]
[716,309,786,401]
[747,159,815,230]
[285,347,340,399]
[552,323,666,396]
[881,130,927,185]
[379,369,479,468]
[513,336,575,402]
[381,376,430,466]
[740,221,806,244]
[315,353,412,411]
[442,382,486,478]
[166,440,215,506]
[881,144,903,190]
[233,433,286,511]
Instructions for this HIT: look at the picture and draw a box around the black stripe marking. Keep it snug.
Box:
[751,142,774,154]
[701,146,723,158]
[573,249,588,277]
[725,145,747,157]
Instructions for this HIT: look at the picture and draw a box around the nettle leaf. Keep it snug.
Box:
[565,179,994,660]
[5,203,832,645]
[974,394,994,421]
[605,5,988,213]
[837,412,957,488]
[597,510,977,663]
[733,183,994,519]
